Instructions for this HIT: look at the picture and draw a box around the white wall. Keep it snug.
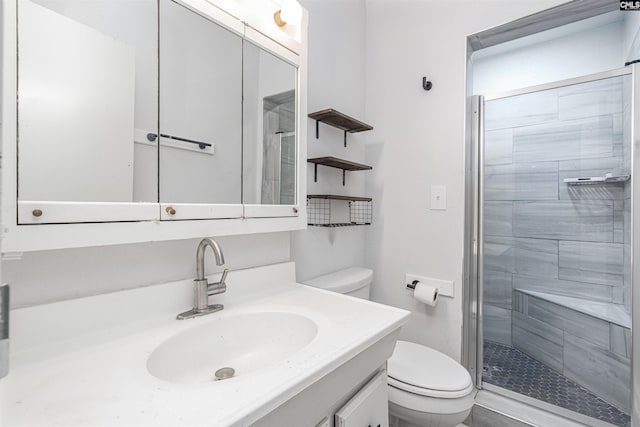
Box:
[473,16,625,95]
[291,0,368,282]
[364,0,566,360]
[5,232,290,308]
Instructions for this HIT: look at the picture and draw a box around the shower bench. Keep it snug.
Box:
[511,289,631,414]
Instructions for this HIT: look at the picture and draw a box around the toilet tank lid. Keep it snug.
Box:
[303,267,373,294]
[388,341,472,393]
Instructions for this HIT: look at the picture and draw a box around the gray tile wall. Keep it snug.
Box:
[512,291,632,414]
[484,304,511,346]
[483,75,632,411]
[483,75,631,334]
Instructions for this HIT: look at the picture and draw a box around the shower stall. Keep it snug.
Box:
[466,67,637,427]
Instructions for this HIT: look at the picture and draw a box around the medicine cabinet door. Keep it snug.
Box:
[158,0,243,221]
[16,0,159,224]
[242,39,299,218]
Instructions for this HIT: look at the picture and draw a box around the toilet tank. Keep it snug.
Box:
[303,267,373,300]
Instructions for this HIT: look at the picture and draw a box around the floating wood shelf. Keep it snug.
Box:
[308,108,373,147]
[307,156,372,186]
[307,194,372,202]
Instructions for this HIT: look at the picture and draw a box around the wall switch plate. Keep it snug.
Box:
[405,273,454,298]
[430,185,446,210]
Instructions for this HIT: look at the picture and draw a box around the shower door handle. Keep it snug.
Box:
[0,284,9,379]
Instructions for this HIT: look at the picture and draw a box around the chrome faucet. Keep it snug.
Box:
[177,238,229,320]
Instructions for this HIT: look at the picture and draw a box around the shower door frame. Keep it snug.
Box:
[463,65,638,425]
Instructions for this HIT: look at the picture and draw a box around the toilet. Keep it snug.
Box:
[304,267,475,427]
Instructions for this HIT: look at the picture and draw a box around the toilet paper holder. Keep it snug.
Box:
[405,274,454,298]
[406,280,419,290]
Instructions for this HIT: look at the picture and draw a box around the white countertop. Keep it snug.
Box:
[6,262,410,426]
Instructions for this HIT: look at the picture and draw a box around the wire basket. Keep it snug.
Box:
[307,198,372,227]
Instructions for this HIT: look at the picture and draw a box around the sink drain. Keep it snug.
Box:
[214,367,235,381]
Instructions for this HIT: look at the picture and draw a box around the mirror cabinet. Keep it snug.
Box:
[2,0,307,251]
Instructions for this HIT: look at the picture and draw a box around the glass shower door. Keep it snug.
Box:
[479,70,632,426]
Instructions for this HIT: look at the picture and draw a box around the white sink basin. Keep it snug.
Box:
[147,312,318,384]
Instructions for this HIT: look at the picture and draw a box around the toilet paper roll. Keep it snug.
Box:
[413,281,439,307]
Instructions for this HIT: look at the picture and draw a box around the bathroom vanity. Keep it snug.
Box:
[6,262,410,426]
[0,1,410,424]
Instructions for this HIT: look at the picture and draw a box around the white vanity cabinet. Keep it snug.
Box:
[0,0,308,252]
[252,342,394,427]
[335,370,389,427]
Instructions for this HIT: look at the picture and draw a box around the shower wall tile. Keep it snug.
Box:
[613,112,622,134]
[612,112,623,160]
[513,310,564,346]
[484,162,558,201]
[613,132,623,160]
[624,198,631,312]
[512,311,563,372]
[513,200,613,242]
[558,76,622,97]
[484,202,512,237]
[558,158,625,201]
[624,177,632,199]
[513,116,613,163]
[512,291,528,314]
[483,304,511,346]
[485,91,558,131]
[485,129,513,165]
[622,76,632,171]
[624,198,631,244]
[610,324,631,359]
[527,297,609,349]
[558,241,623,288]
[624,241,631,313]
[612,287,624,304]
[614,200,624,243]
[483,269,513,310]
[484,236,558,278]
[564,333,631,414]
[558,80,622,121]
[513,275,612,303]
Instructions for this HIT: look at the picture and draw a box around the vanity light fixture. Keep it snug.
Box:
[274,0,302,27]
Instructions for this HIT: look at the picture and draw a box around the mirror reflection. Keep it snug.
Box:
[17,0,299,214]
[17,0,158,203]
[159,0,242,204]
[243,41,297,205]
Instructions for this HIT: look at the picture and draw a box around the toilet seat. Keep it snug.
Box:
[388,341,473,399]
[388,376,473,398]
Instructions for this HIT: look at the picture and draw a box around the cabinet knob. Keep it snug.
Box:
[32,209,43,217]
[165,206,176,216]
[292,207,298,214]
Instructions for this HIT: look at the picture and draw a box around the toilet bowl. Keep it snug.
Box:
[304,268,475,427]
[387,341,474,427]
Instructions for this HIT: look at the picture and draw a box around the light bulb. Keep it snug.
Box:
[277,0,302,27]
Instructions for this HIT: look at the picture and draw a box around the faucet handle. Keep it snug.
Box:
[219,268,229,285]
[206,269,228,297]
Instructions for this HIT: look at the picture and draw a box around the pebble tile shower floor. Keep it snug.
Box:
[483,342,630,427]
